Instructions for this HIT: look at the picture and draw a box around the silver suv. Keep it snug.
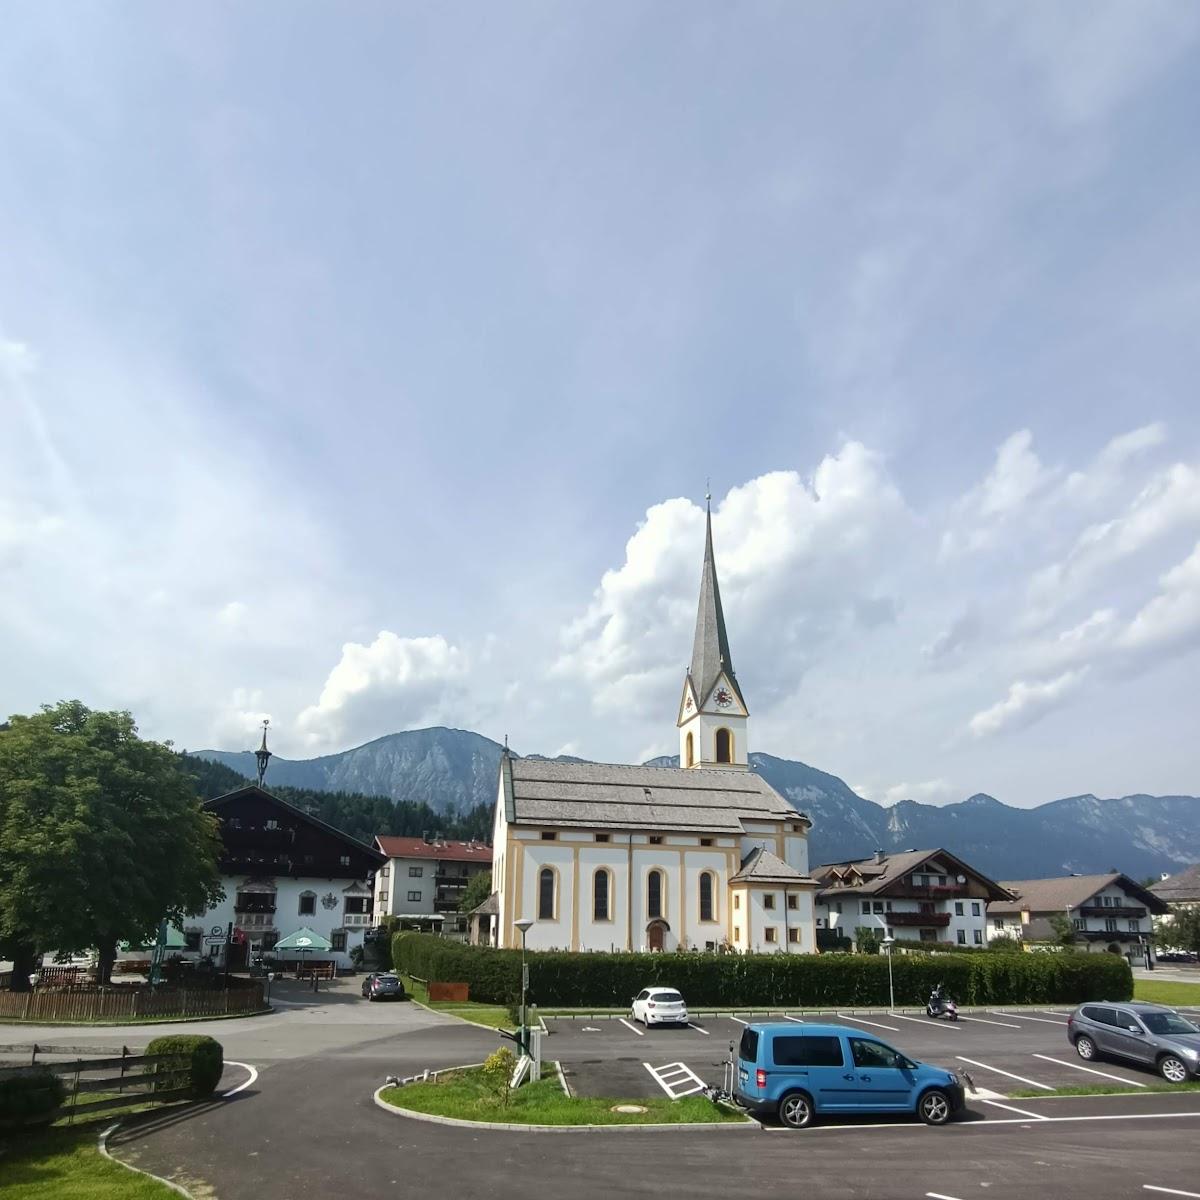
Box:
[1067,1001,1200,1083]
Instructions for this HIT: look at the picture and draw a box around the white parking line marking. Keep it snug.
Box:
[927,1192,967,1200]
[956,1056,1054,1090]
[979,1098,1047,1120]
[1042,1010,1071,1016]
[1143,1187,1200,1198]
[729,1015,748,1025]
[687,1022,711,1035]
[784,1015,806,1024]
[890,1012,959,1030]
[837,1013,900,1032]
[642,1061,706,1099]
[619,1018,645,1037]
[991,1011,1065,1025]
[1032,1054,1148,1087]
[958,1015,1023,1029]
[222,1061,258,1098]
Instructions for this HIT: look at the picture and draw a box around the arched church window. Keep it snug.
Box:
[699,872,715,922]
[685,731,694,768]
[593,869,611,921]
[715,728,733,763]
[538,868,556,920]
[647,869,663,919]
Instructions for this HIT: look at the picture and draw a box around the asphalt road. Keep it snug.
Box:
[5,982,1199,1200]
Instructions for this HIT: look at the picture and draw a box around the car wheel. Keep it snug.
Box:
[918,1088,953,1126]
[1075,1034,1097,1061]
[1159,1055,1189,1084]
[778,1091,814,1129]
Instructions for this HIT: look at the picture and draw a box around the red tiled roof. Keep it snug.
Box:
[374,835,492,863]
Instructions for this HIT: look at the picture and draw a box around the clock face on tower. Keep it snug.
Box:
[714,687,734,709]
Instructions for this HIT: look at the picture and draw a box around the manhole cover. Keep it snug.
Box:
[610,1104,647,1114]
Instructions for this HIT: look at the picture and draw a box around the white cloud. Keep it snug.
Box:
[1116,539,1200,659]
[208,689,272,752]
[880,779,958,806]
[1062,423,1168,505]
[968,668,1089,739]
[923,608,982,663]
[553,444,910,722]
[217,600,250,629]
[1027,462,1200,623]
[295,632,470,751]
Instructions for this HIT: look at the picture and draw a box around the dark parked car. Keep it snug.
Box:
[361,973,406,1001]
[1068,1002,1200,1082]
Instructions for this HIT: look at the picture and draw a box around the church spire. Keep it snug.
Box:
[687,496,745,710]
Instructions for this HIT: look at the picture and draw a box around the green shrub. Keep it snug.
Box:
[0,1067,66,1128]
[392,931,1132,1007]
[146,1035,224,1098]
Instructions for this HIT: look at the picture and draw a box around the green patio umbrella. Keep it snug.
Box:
[273,927,333,952]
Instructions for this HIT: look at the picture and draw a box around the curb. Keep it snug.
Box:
[98,1122,197,1198]
[0,1008,273,1029]
[372,1083,756,1134]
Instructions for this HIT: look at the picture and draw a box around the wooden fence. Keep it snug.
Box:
[0,1045,194,1124]
[0,983,266,1023]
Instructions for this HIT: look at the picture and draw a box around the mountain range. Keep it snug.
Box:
[198,728,1199,881]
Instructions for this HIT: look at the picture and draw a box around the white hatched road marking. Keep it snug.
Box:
[956,1056,1053,1090]
[1032,1053,1148,1087]
[979,1098,1047,1120]
[687,1022,711,1035]
[957,1014,1022,1029]
[991,1011,1066,1025]
[1144,1187,1200,1198]
[618,1017,645,1037]
[889,1012,959,1030]
[222,1061,258,1098]
[643,1060,706,1099]
[839,1013,900,1032]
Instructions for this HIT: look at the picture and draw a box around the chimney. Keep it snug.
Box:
[422,830,432,844]
[1161,873,1170,882]
[873,849,885,866]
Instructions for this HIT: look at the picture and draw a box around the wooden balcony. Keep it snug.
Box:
[1078,906,1146,920]
[887,911,951,928]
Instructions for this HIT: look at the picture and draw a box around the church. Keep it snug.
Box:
[488,504,819,954]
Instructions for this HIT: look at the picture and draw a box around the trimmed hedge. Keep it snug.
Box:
[393,932,1132,1008]
[146,1034,224,1098]
[0,1067,65,1128]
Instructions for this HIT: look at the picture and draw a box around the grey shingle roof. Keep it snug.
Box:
[730,846,817,886]
[814,848,1012,902]
[469,892,499,916]
[1150,863,1200,904]
[688,504,746,710]
[990,873,1170,915]
[506,757,805,832]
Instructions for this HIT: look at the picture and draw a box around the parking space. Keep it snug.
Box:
[546,1007,1178,1102]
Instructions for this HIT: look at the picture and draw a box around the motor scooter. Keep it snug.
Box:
[925,985,959,1021]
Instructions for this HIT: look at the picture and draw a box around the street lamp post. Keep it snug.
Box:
[265,970,275,1005]
[871,915,896,1011]
[514,917,534,1053]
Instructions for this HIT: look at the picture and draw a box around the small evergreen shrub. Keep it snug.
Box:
[0,1067,65,1128]
[146,1034,224,1098]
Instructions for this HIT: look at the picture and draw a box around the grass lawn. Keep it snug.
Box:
[1010,1080,1200,1099]
[380,1066,748,1126]
[1134,979,1200,1007]
[398,975,513,1030]
[0,1128,178,1198]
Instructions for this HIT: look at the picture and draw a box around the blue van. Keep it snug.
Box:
[735,1022,965,1128]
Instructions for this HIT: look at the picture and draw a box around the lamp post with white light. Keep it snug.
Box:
[514,917,534,1051]
[870,914,896,1010]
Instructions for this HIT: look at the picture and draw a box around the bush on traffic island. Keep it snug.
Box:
[146,1034,224,1098]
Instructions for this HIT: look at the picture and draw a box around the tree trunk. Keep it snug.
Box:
[7,943,38,992]
[96,937,117,985]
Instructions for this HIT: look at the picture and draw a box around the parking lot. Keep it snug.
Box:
[546,1006,1200,1112]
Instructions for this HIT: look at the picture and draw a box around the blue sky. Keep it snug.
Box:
[2,3,1199,808]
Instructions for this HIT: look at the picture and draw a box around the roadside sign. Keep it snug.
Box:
[204,936,226,946]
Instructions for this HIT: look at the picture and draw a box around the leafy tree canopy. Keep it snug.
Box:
[459,870,493,914]
[0,702,225,980]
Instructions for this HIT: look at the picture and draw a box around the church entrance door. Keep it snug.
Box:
[647,921,667,952]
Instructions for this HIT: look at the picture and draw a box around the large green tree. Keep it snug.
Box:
[459,869,493,914]
[1167,907,1200,955]
[0,702,225,987]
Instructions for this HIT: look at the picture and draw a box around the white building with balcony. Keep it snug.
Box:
[372,835,493,938]
[814,849,1013,948]
[988,873,1169,964]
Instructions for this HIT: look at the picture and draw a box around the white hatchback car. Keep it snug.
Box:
[631,987,689,1026]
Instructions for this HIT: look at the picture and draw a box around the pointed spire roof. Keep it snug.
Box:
[688,498,746,709]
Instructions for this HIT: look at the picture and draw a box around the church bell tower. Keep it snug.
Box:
[677,496,748,769]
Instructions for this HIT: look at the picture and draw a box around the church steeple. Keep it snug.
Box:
[677,494,748,768]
